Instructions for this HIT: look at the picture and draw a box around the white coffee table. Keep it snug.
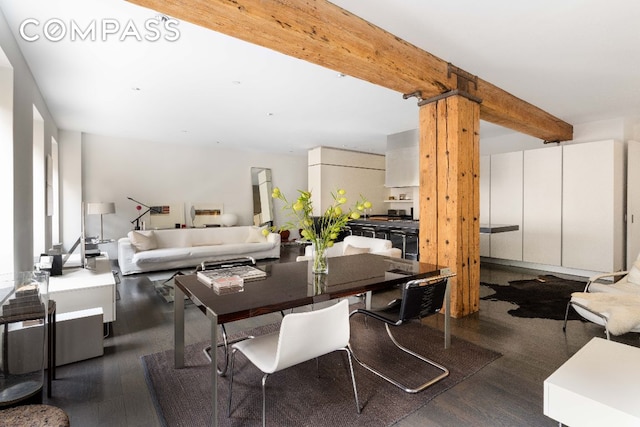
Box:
[544,337,640,426]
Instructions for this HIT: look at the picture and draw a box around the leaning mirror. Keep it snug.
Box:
[251,167,274,226]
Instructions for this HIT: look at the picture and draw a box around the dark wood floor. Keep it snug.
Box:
[42,246,639,426]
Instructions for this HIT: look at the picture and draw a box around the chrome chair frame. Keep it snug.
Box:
[349,275,452,393]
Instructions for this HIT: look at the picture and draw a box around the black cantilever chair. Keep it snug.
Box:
[349,275,452,393]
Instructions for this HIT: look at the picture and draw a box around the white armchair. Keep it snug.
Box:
[563,252,640,339]
[583,251,640,296]
[296,235,402,262]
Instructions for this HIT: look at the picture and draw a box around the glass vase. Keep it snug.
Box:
[312,243,329,274]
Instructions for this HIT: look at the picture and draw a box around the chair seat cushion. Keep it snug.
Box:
[572,292,640,335]
[343,244,370,255]
[233,332,280,373]
[354,300,403,325]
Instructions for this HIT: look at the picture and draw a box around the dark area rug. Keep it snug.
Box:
[481,274,587,320]
[141,317,501,426]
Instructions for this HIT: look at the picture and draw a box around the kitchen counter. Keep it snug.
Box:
[479,224,519,234]
[350,220,518,233]
[349,218,419,230]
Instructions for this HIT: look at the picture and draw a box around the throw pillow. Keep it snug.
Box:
[128,230,158,251]
[627,258,640,286]
[245,226,268,243]
[343,244,370,256]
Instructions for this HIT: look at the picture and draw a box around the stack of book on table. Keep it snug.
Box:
[196,265,266,294]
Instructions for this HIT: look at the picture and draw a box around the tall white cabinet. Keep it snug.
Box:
[489,151,523,261]
[562,140,625,272]
[481,139,626,274]
[523,146,562,265]
[480,155,491,257]
[627,141,640,268]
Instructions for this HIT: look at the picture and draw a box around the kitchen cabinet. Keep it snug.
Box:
[523,146,562,265]
[385,130,418,187]
[489,151,523,261]
[628,141,640,269]
[562,140,624,272]
[479,155,491,257]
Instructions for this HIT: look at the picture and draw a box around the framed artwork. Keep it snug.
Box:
[148,203,185,229]
[190,203,223,227]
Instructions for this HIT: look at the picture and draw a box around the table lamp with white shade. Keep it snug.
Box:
[86,202,116,242]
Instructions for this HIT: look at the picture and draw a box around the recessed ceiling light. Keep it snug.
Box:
[232,81,242,85]
[337,73,346,78]
[267,112,274,116]
[132,87,141,91]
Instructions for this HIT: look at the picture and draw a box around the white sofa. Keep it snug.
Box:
[296,235,402,262]
[117,226,280,275]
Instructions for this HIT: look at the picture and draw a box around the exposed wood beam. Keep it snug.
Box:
[127,0,573,141]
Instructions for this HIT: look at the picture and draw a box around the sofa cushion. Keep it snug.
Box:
[152,229,192,248]
[128,230,158,251]
[133,247,192,264]
[190,242,274,258]
[343,235,392,252]
[343,244,370,256]
[245,226,268,243]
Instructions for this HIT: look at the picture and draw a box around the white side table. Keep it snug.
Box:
[544,337,640,426]
[49,254,116,323]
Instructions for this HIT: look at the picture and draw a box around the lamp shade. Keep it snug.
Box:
[86,202,116,215]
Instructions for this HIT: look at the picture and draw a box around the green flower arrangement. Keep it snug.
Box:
[268,187,372,273]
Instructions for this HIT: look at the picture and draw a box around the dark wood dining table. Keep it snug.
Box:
[174,253,453,427]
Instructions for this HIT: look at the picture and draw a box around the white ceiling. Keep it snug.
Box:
[2,0,640,155]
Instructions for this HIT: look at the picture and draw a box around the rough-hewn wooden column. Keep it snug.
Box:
[419,93,480,318]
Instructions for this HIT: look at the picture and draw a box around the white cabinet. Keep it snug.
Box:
[479,155,491,257]
[523,146,562,265]
[489,151,523,261]
[308,147,386,215]
[627,141,640,268]
[562,140,624,272]
[49,255,116,323]
[385,130,419,187]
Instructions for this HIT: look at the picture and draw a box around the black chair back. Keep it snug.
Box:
[399,278,448,322]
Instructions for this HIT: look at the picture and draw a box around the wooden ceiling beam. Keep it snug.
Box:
[127,0,573,141]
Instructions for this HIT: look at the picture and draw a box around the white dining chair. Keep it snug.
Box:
[227,299,360,426]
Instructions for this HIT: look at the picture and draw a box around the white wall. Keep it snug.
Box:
[0,53,13,273]
[481,117,630,156]
[79,133,307,258]
[0,9,59,271]
[59,130,82,252]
